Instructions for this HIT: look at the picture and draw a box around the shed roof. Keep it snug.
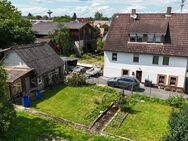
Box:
[32,21,87,35]
[10,43,64,75]
[5,67,33,83]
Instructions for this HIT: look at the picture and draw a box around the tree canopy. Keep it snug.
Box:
[72,13,77,20]
[0,64,16,137]
[53,15,72,22]
[49,23,74,56]
[94,12,109,20]
[0,0,35,49]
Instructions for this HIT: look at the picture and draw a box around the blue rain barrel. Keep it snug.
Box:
[22,96,30,107]
[35,90,42,100]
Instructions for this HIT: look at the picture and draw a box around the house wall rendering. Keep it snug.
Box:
[104,51,188,88]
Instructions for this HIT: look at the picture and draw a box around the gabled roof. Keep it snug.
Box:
[10,43,64,75]
[32,21,87,35]
[104,13,188,57]
[128,21,168,34]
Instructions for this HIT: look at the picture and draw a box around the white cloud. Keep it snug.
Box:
[11,0,188,17]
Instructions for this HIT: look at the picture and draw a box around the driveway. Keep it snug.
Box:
[88,76,188,100]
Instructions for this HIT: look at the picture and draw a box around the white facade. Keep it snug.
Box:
[104,51,188,88]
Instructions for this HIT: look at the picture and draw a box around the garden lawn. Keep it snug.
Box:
[3,111,121,141]
[106,101,172,141]
[78,53,104,68]
[31,85,118,126]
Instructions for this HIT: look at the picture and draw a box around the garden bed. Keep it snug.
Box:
[105,95,173,141]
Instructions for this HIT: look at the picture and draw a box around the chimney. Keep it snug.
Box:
[131,9,136,15]
[166,7,172,16]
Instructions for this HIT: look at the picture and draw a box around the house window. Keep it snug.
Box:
[169,76,178,86]
[137,34,143,42]
[13,79,22,94]
[155,35,162,43]
[122,69,129,76]
[163,56,169,65]
[158,75,166,85]
[130,34,137,42]
[147,34,154,43]
[152,56,159,65]
[112,53,117,61]
[38,77,43,85]
[133,54,139,63]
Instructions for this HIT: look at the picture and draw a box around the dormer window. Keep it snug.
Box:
[130,34,137,42]
[155,35,162,43]
[137,34,143,42]
[147,34,154,43]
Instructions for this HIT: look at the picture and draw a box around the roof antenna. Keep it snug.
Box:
[47,10,53,19]
[181,0,186,12]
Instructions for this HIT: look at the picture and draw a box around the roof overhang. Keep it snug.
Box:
[5,67,33,83]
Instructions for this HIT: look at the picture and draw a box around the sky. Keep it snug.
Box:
[10,0,188,18]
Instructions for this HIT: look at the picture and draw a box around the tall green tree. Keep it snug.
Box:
[0,64,16,137]
[95,12,103,20]
[49,24,73,56]
[72,13,77,20]
[0,0,35,49]
[94,12,109,20]
[164,106,188,141]
[96,38,103,52]
[27,13,34,19]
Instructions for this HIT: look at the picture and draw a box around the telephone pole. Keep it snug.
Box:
[181,0,186,12]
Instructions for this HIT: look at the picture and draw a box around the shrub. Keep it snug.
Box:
[163,106,188,141]
[66,73,86,86]
[0,65,16,137]
[166,96,185,108]
[116,94,137,112]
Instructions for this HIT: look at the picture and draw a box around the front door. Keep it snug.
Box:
[136,71,142,82]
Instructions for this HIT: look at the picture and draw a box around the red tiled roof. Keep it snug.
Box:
[104,13,188,57]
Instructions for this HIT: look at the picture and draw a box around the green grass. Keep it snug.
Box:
[106,101,172,141]
[78,53,104,68]
[3,111,121,141]
[31,85,118,126]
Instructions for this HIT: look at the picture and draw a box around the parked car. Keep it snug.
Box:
[72,66,85,73]
[85,66,101,77]
[107,76,140,90]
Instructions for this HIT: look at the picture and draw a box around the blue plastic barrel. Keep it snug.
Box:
[35,90,42,100]
[22,96,30,107]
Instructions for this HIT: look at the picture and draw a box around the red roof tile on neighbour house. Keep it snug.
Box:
[104,13,188,57]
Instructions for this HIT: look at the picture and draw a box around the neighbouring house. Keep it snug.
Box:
[32,21,96,53]
[2,43,64,101]
[75,18,91,23]
[104,7,188,93]
[93,20,111,37]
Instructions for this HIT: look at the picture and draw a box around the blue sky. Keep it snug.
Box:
[10,0,188,17]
